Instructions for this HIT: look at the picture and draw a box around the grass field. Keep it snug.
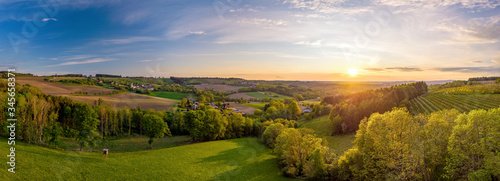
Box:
[242,102,268,110]
[60,135,192,152]
[298,116,356,155]
[0,137,293,181]
[244,92,290,99]
[408,93,500,115]
[149,91,193,101]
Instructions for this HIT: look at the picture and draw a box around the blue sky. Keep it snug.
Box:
[0,0,499,81]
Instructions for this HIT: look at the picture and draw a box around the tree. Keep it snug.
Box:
[444,108,500,180]
[74,103,100,151]
[143,114,171,149]
[254,109,262,116]
[287,101,301,117]
[43,112,63,147]
[261,123,285,148]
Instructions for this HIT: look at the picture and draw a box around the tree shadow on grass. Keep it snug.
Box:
[198,138,293,181]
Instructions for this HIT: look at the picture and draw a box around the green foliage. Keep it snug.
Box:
[287,101,301,117]
[444,108,500,180]
[254,109,262,116]
[327,82,428,134]
[274,128,334,178]
[143,114,171,149]
[74,103,101,150]
[43,112,63,147]
[261,123,285,148]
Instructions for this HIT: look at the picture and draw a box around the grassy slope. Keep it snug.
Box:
[149,91,192,101]
[242,102,268,110]
[59,135,192,152]
[245,92,290,99]
[0,137,293,181]
[298,116,356,156]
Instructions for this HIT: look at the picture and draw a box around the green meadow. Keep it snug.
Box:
[149,91,193,101]
[245,92,290,99]
[242,102,268,110]
[298,116,356,155]
[0,137,293,181]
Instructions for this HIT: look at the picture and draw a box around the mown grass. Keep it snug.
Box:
[242,102,268,110]
[245,92,290,99]
[149,91,193,101]
[298,116,356,155]
[59,135,192,152]
[0,137,293,181]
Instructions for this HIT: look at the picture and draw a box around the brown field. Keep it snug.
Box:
[69,93,177,111]
[227,92,255,99]
[227,102,257,114]
[17,77,115,96]
[194,84,242,92]
[16,77,176,111]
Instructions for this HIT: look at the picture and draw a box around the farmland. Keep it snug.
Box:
[17,77,115,96]
[149,91,193,101]
[244,92,291,99]
[408,83,500,115]
[0,137,292,181]
[408,93,500,115]
[15,77,177,111]
[193,84,243,92]
[69,93,177,111]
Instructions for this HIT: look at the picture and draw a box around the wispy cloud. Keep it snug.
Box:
[294,40,322,46]
[42,18,57,22]
[492,60,500,64]
[434,66,500,73]
[364,67,422,72]
[101,36,161,44]
[48,58,115,67]
[386,67,423,72]
[137,59,152,62]
[63,55,95,61]
[189,31,206,35]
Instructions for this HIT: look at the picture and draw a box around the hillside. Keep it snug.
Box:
[408,83,500,114]
[0,137,292,181]
[298,116,356,155]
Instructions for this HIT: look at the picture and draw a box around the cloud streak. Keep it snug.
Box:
[101,37,161,44]
[48,58,115,67]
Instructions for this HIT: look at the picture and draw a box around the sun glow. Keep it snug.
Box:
[348,68,358,76]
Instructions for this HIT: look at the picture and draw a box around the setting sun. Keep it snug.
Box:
[348,69,358,76]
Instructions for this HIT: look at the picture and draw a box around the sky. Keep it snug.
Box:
[0,0,499,81]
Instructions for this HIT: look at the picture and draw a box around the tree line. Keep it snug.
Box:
[258,107,500,180]
[324,82,428,134]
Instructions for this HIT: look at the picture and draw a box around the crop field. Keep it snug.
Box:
[70,93,177,111]
[194,84,243,92]
[228,103,257,114]
[408,93,500,115]
[245,92,290,99]
[299,116,356,155]
[0,137,292,181]
[242,102,268,110]
[16,77,115,96]
[227,92,256,99]
[15,77,177,111]
[149,91,193,101]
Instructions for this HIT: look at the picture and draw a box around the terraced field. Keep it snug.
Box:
[408,93,500,115]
